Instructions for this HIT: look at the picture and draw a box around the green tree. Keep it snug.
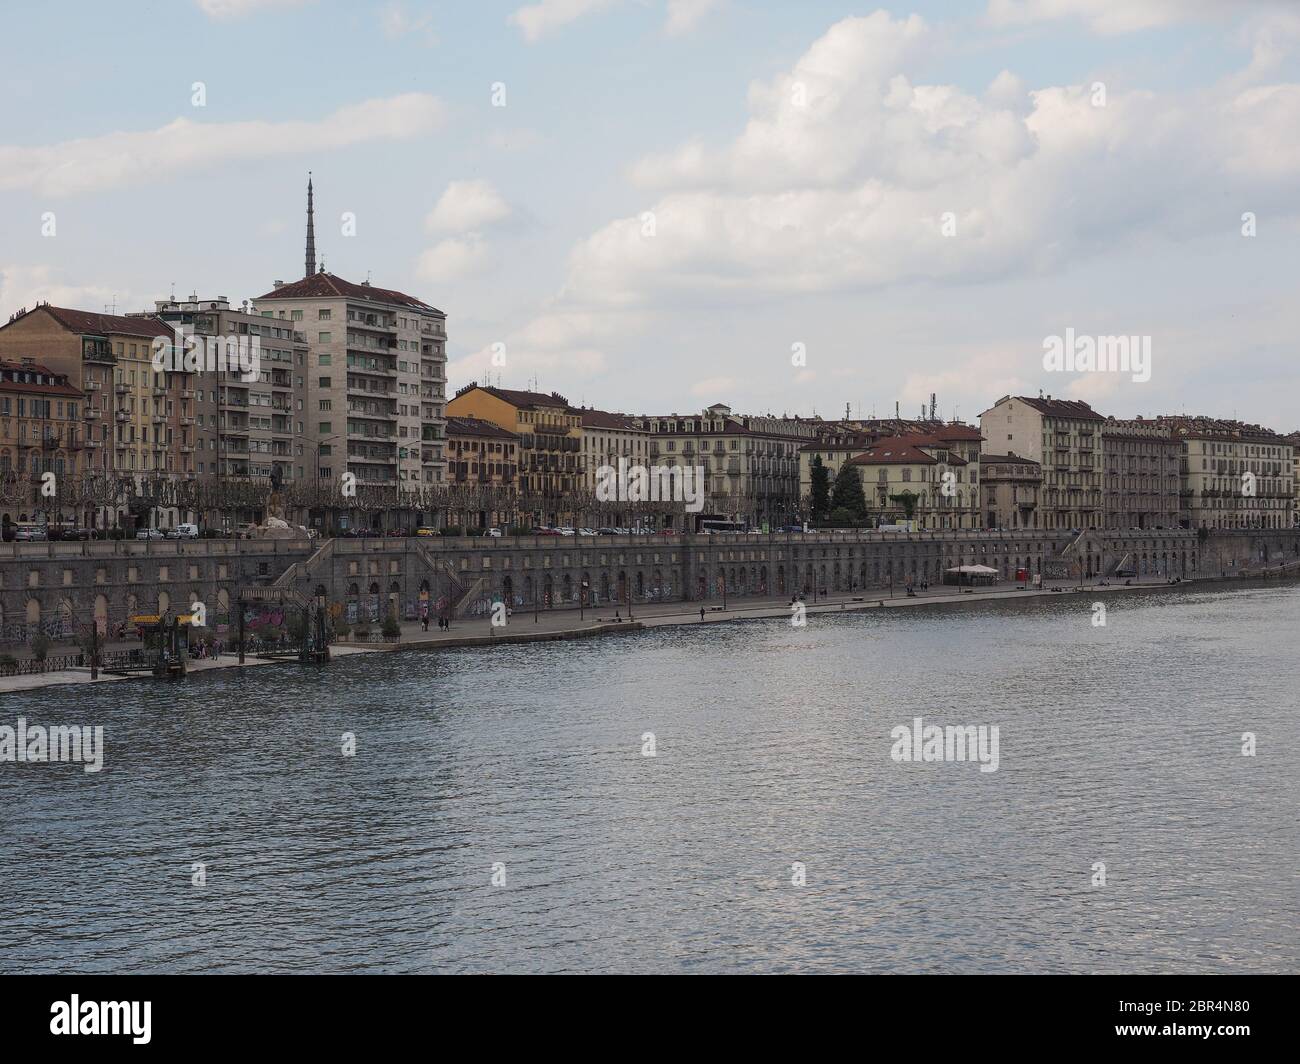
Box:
[830,462,867,519]
[888,490,919,520]
[810,456,831,518]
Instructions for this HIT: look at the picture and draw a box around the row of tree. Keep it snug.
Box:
[806,456,919,526]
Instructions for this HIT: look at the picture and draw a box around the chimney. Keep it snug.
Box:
[273,280,284,289]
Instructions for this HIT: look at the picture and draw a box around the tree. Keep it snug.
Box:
[888,490,919,520]
[810,456,830,518]
[830,461,867,519]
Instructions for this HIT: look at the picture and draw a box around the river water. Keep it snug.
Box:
[2,582,1297,973]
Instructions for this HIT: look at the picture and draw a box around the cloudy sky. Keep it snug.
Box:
[2,0,1298,428]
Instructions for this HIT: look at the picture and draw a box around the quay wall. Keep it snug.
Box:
[1,528,1297,643]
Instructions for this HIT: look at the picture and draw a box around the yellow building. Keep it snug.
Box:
[847,433,981,529]
[447,384,582,525]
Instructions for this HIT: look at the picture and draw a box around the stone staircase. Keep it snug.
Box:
[272,536,336,589]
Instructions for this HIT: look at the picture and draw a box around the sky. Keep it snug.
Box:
[1,0,1298,429]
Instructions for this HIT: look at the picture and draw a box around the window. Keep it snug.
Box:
[318,309,331,320]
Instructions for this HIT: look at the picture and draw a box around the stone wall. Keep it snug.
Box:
[2,528,1297,644]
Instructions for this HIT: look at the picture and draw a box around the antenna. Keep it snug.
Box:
[103,295,118,315]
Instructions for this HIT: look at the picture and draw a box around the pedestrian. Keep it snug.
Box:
[700,607,706,621]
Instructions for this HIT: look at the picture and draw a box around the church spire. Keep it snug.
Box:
[305,172,316,279]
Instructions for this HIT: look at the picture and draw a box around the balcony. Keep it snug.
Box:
[115,411,129,422]
[114,383,129,396]
[84,407,101,419]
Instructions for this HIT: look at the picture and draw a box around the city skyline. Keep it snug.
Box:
[2,1,1298,428]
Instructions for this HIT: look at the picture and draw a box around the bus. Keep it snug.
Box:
[698,518,747,535]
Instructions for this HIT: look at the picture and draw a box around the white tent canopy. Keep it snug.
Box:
[946,564,998,574]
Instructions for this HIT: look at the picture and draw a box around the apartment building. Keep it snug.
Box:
[979,395,1104,530]
[154,296,308,484]
[1287,432,1300,526]
[0,305,178,511]
[252,272,448,495]
[847,434,981,528]
[1154,416,1294,529]
[632,404,814,528]
[979,453,1041,529]
[445,414,520,529]
[0,360,84,527]
[446,385,582,526]
[575,407,652,492]
[1100,417,1182,530]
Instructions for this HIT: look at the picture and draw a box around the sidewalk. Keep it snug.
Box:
[351,573,1185,649]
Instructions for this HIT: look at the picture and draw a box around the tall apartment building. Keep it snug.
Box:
[1154,416,1294,529]
[446,385,582,526]
[1100,417,1182,530]
[252,273,448,496]
[979,396,1104,530]
[631,404,814,528]
[154,296,308,485]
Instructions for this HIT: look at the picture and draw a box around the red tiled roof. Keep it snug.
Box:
[0,360,81,396]
[849,441,940,465]
[254,272,442,314]
[458,384,571,410]
[17,304,171,340]
[576,407,639,430]
[445,415,519,440]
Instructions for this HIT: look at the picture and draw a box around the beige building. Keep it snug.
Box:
[1154,416,1294,529]
[575,407,652,493]
[980,395,1104,530]
[979,453,1041,529]
[1287,432,1300,527]
[633,404,816,528]
[1100,417,1182,530]
[847,434,981,529]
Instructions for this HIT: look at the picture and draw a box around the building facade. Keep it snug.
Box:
[1154,416,1294,529]
[847,434,981,528]
[979,453,1041,529]
[154,296,309,486]
[447,385,583,526]
[0,360,84,527]
[980,395,1105,530]
[445,414,520,529]
[252,272,448,498]
[1100,417,1182,530]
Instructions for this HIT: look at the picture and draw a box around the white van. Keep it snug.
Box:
[173,523,200,539]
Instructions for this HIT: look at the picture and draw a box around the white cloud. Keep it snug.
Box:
[509,0,617,43]
[665,0,721,36]
[549,12,1300,308]
[425,180,513,234]
[0,94,445,197]
[985,0,1228,34]
[416,236,494,283]
[379,2,438,45]
[509,0,718,42]
[0,266,132,321]
[195,0,313,20]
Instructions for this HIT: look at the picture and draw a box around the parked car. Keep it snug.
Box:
[555,526,576,536]
[136,528,165,541]
[415,527,439,537]
[14,525,48,541]
[596,528,619,536]
[531,527,560,536]
[485,527,504,537]
[167,523,200,540]
[578,528,597,536]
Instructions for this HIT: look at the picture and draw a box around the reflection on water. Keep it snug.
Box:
[1,583,1297,973]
